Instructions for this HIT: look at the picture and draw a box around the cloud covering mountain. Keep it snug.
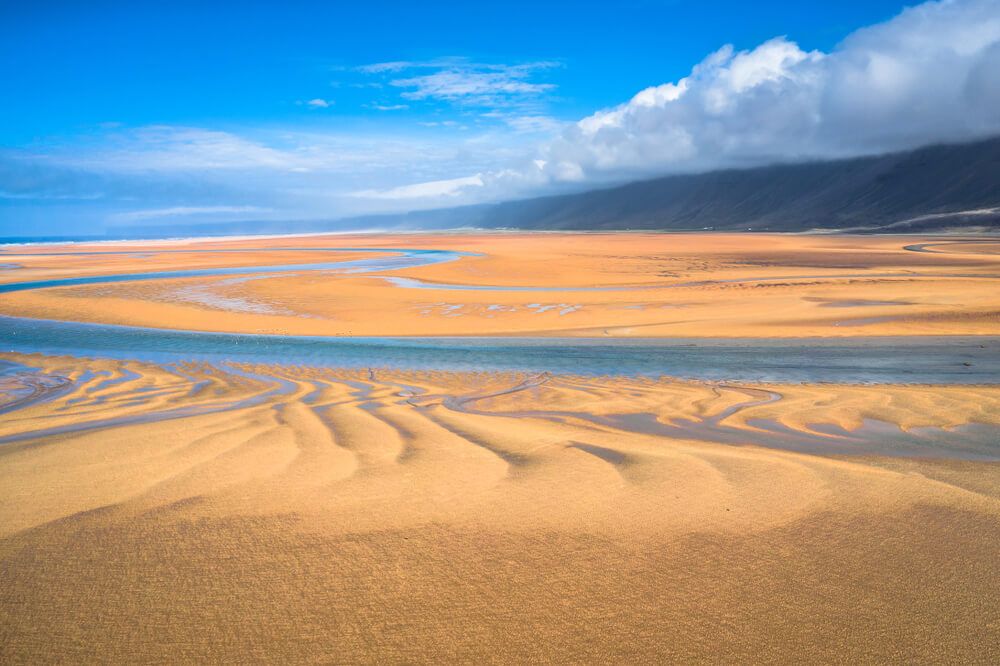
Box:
[477,0,1000,194]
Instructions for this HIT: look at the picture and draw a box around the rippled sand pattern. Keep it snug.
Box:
[2,353,999,662]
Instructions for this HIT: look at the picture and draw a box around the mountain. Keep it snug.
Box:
[358,136,1000,233]
[124,137,1000,238]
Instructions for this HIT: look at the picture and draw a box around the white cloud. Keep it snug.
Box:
[0,190,104,201]
[351,174,484,200]
[392,69,555,103]
[368,103,409,111]
[482,113,567,134]
[36,126,456,176]
[111,205,272,222]
[331,0,1000,211]
[57,126,305,172]
[305,98,333,108]
[356,60,419,74]
[526,0,1000,184]
[357,59,560,109]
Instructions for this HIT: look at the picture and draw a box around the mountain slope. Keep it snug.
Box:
[395,137,1000,233]
[124,137,1000,238]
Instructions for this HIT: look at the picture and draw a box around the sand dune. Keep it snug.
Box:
[2,232,998,661]
[1,352,998,662]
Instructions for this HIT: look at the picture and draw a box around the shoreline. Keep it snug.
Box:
[4,318,998,385]
[4,227,1000,249]
[1,233,998,339]
[6,311,1000,342]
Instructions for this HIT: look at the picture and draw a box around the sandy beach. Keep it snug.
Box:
[7,0,1000,660]
[0,350,998,662]
[1,233,998,662]
[1,233,998,337]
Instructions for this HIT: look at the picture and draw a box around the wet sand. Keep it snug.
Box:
[1,232,999,337]
[1,232,998,662]
[1,353,999,662]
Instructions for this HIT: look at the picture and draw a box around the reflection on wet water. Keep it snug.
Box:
[2,315,998,383]
[0,248,469,294]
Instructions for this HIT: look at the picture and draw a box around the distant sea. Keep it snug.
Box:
[0,228,407,247]
[0,233,288,246]
[0,236,114,246]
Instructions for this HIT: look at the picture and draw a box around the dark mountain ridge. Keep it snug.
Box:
[367,136,1000,233]
[119,136,1000,239]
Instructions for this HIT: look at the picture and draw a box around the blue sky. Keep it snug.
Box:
[2,0,999,236]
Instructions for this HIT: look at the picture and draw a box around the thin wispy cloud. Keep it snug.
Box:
[351,174,483,200]
[357,58,560,109]
[111,205,272,222]
[355,60,421,74]
[0,190,104,201]
[57,126,303,172]
[392,66,556,103]
[34,126,448,176]
[0,122,537,225]
[481,112,567,134]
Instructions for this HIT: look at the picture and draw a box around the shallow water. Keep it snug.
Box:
[0,248,469,294]
[6,245,997,296]
[1,244,998,383]
[2,315,997,383]
[381,276,638,291]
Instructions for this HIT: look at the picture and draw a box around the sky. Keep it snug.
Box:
[2,0,999,237]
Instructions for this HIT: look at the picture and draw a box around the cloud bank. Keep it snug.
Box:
[521,0,1000,187]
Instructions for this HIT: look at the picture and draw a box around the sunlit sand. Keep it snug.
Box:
[1,233,998,662]
[1,233,998,337]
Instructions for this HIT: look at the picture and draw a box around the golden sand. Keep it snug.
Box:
[1,232,998,661]
[1,232,998,337]
[1,352,998,662]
